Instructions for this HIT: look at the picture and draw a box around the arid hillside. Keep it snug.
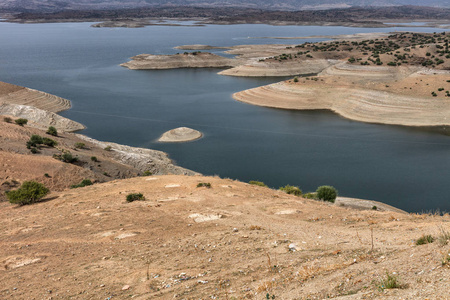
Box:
[0,117,194,201]
[1,174,450,299]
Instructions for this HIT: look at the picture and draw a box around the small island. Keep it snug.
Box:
[158,127,203,142]
[121,52,238,70]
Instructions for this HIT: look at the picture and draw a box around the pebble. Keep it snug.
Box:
[289,243,297,251]
[122,285,130,291]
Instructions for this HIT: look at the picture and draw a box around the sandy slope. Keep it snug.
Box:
[0,81,84,132]
[1,175,449,299]
[0,84,71,113]
[233,65,450,127]
[219,59,341,77]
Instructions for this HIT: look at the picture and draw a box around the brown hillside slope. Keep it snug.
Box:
[1,175,449,299]
[0,118,195,200]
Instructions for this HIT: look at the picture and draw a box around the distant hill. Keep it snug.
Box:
[1,0,449,13]
[8,5,450,24]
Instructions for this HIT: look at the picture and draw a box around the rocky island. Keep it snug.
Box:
[121,52,238,70]
[158,127,203,142]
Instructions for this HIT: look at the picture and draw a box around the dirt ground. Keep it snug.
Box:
[1,174,450,299]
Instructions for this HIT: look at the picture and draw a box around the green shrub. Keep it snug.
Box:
[197,182,211,188]
[316,185,337,202]
[126,193,145,202]
[46,126,58,136]
[416,234,434,245]
[42,137,57,147]
[6,181,49,205]
[71,179,93,189]
[61,152,78,163]
[3,117,12,123]
[30,147,39,154]
[249,180,268,187]
[29,134,43,146]
[142,170,152,176]
[75,142,85,149]
[303,192,318,199]
[90,156,98,162]
[15,118,28,126]
[279,185,302,196]
[293,76,299,82]
[104,146,112,151]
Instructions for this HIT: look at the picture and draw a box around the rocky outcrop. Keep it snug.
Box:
[76,135,199,176]
[0,103,84,132]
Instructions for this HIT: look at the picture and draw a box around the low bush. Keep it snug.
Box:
[15,118,28,126]
[3,117,12,123]
[61,152,78,163]
[46,126,58,136]
[316,185,337,203]
[416,234,434,245]
[249,180,268,187]
[104,146,112,151]
[303,192,318,199]
[75,142,85,149]
[197,182,211,188]
[142,170,152,176]
[6,181,49,205]
[279,185,302,196]
[42,137,57,147]
[29,134,43,146]
[90,156,98,162]
[126,193,145,202]
[71,179,93,189]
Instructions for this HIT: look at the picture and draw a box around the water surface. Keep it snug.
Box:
[0,22,449,212]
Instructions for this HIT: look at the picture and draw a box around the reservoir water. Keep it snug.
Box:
[0,21,449,212]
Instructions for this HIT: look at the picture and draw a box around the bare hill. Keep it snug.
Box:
[5,6,450,27]
[0,117,195,201]
[1,174,450,299]
[2,0,450,14]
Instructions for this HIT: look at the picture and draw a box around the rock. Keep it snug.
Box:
[289,243,298,251]
[121,285,130,291]
[158,127,202,143]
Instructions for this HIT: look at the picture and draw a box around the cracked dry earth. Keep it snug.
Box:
[1,175,450,299]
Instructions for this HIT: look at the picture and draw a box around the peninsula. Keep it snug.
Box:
[123,31,450,127]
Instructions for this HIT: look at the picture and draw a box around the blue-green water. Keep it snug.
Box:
[0,22,449,212]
